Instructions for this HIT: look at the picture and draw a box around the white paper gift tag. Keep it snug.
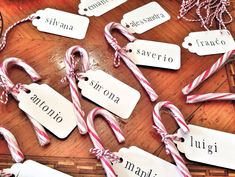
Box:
[17,84,77,139]
[32,8,89,39]
[78,0,127,17]
[10,160,72,177]
[126,39,181,70]
[78,70,140,119]
[112,146,183,177]
[176,124,235,170]
[121,2,171,34]
[182,30,235,56]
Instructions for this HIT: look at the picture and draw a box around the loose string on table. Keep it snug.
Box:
[0,14,37,51]
[153,101,191,177]
[62,45,91,134]
[104,22,158,102]
[182,49,235,103]
[0,57,50,146]
[87,107,125,177]
[178,0,233,30]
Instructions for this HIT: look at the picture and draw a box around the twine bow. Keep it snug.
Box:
[0,75,25,104]
[90,148,121,163]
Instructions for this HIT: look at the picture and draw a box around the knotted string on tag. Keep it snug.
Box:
[90,148,121,164]
[0,57,50,146]
[62,45,91,134]
[178,0,233,30]
[104,22,158,102]
[87,107,125,177]
[182,49,235,103]
[0,14,37,51]
[153,101,191,177]
[0,126,24,163]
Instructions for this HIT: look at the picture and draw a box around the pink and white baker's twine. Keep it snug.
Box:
[87,107,125,177]
[182,49,235,103]
[0,126,24,163]
[153,101,191,177]
[0,14,36,51]
[178,0,233,30]
[104,22,158,102]
[63,46,90,134]
[0,57,50,146]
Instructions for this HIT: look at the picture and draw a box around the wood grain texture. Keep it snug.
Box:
[0,0,234,176]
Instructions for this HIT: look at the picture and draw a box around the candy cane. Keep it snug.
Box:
[153,101,191,177]
[0,57,50,146]
[0,126,24,163]
[182,49,235,103]
[104,22,158,102]
[87,107,125,177]
[63,45,90,134]
[186,93,235,103]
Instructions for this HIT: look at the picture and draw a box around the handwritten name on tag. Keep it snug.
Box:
[77,70,140,119]
[121,2,170,34]
[78,0,127,17]
[32,8,89,39]
[126,39,181,70]
[182,30,235,56]
[176,124,235,170]
[112,146,183,177]
[17,84,77,139]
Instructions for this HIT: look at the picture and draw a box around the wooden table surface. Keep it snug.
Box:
[0,0,234,176]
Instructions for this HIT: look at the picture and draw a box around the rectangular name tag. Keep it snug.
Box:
[17,84,77,139]
[78,70,140,119]
[182,30,235,56]
[121,2,170,34]
[126,39,181,70]
[32,8,89,39]
[176,124,235,170]
[113,146,183,177]
[78,0,127,17]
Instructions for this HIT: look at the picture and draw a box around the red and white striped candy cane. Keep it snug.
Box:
[87,107,125,177]
[186,93,235,103]
[0,57,50,146]
[104,22,158,102]
[64,46,90,134]
[153,101,191,177]
[0,126,24,163]
[182,49,235,103]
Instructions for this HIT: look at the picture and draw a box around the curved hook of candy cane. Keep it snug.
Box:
[1,57,41,88]
[104,22,136,50]
[87,107,125,177]
[153,101,191,177]
[0,127,24,163]
[104,22,136,68]
[104,22,158,102]
[182,49,235,95]
[64,45,91,134]
[0,57,50,146]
